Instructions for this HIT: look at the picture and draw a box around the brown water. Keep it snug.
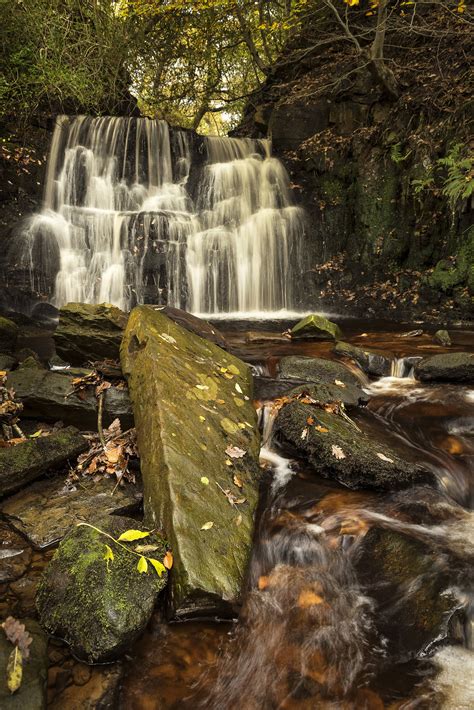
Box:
[119,320,474,709]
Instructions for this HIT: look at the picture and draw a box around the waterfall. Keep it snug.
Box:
[18,115,305,316]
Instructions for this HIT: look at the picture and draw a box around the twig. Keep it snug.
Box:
[97,393,106,448]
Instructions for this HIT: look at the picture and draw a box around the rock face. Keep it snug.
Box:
[54,303,128,365]
[36,516,167,663]
[0,619,48,710]
[414,352,474,383]
[356,527,460,661]
[1,476,142,549]
[0,315,19,353]
[290,314,342,340]
[121,305,261,617]
[334,341,392,377]
[0,427,87,498]
[278,355,362,388]
[7,365,133,430]
[274,401,434,490]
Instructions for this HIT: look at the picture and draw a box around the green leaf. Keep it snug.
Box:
[118,529,151,542]
[149,558,166,577]
[137,556,148,574]
[7,646,22,694]
[103,544,114,571]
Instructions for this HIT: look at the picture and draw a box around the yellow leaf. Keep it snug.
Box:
[199,415,206,422]
[163,551,173,569]
[233,475,243,488]
[30,430,43,438]
[228,364,240,375]
[137,556,148,574]
[201,521,214,530]
[103,544,114,571]
[149,558,166,576]
[7,646,22,694]
[200,476,210,485]
[315,425,329,433]
[118,529,150,542]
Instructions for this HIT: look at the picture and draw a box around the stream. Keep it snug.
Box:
[119,319,474,709]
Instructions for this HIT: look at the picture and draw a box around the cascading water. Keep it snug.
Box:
[17,115,305,316]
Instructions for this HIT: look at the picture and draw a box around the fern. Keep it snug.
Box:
[437,144,474,211]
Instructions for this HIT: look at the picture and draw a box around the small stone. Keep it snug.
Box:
[72,664,92,686]
[290,314,342,341]
[433,329,451,347]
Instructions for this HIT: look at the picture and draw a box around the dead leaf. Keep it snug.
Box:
[298,590,324,608]
[225,445,246,459]
[163,551,173,569]
[201,521,214,530]
[301,427,308,440]
[315,425,329,433]
[331,445,346,460]
[2,617,33,660]
[235,514,242,526]
[258,575,269,590]
[233,474,243,488]
[376,452,394,463]
[334,380,346,388]
[306,416,315,425]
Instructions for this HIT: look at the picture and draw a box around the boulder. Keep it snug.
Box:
[433,329,451,347]
[1,475,142,549]
[274,401,435,490]
[0,354,16,370]
[290,314,342,341]
[285,382,369,408]
[37,516,167,663]
[0,315,19,353]
[414,352,474,383]
[0,427,88,498]
[7,365,133,430]
[121,305,261,617]
[334,341,393,377]
[355,527,461,661]
[278,355,362,388]
[0,619,48,709]
[54,303,128,365]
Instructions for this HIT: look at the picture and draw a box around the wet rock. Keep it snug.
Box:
[54,303,128,366]
[121,305,261,617]
[333,341,393,377]
[0,427,88,498]
[274,401,434,491]
[0,522,32,583]
[49,664,122,710]
[356,527,461,661]
[1,475,142,549]
[433,329,451,347]
[414,352,474,383]
[161,306,227,349]
[286,382,369,408]
[37,516,167,663]
[0,619,48,709]
[278,355,362,388]
[0,316,19,353]
[290,314,342,341]
[0,354,16,371]
[7,365,134,430]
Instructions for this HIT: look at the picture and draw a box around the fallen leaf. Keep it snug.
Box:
[199,415,206,422]
[225,445,246,459]
[163,551,173,569]
[235,514,242,526]
[200,476,210,485]
[331,445,346,460]
[118,529,151,542]
[376,452,394,463]
[30,430,43,438]
[7,646,22,694]
[233,474,243,488]
[2,617,32,660]
[307,416,315,425]
[301,427,308,440]
[235,383,243,393]
[298,590,324,608]
[334,380,346,388]
[315,425,329,433]
[159,333,177,344]
[258,575,269,590]
[201,521,214,530]
[134,544,159,553]
[195,384,209,391]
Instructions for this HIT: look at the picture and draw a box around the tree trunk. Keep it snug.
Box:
[368,0,399,100]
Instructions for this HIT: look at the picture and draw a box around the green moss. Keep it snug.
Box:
[427,228,474,293]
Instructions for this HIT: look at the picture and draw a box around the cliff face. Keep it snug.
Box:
[237,10,473,322]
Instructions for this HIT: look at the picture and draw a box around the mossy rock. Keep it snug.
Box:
[414,352,474,383]
[121,306,261,617]
[54,302,128,366]
[278,355,362,388]
[334,341,393,377]
[274,401,435,491]
[285,381,369,408]
[356,528,461,661]
[36,516,167,663]
[0,316,19,354]
[290,314,342,341]
[433,330,451,347]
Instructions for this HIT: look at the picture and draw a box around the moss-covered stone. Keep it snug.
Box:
[54,302,128,365]
[334,341,393,377]
[290,314,342,340]
[274,401,435,490]
[356,528,460,661]
[286,381,369,408]
[414,352,474,383]
[120,306,261,617]
[0,619,48,709]
[0,426,88,498]
[433,330,451,347]
[278,355,362,387]
[36,516,167,663]
[0,315,19,353]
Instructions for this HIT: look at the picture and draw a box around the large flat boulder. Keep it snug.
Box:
[7,365,133,430]
[278,355,362,388]
[0,427,87,498]
[37,516,167,663]
[414,352,474,383]
[54,303,128,365]
[121,305,261,618]
[274,400,435,490]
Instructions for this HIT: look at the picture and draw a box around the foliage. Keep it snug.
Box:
[1,617,33,694]
[438,143,474,211]
[390,143,411,165]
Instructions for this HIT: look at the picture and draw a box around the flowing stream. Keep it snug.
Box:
[17,116,305,315]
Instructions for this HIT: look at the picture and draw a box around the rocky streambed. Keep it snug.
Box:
[0,304,473,708]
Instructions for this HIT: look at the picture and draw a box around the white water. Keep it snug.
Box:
[19,116,305,315]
